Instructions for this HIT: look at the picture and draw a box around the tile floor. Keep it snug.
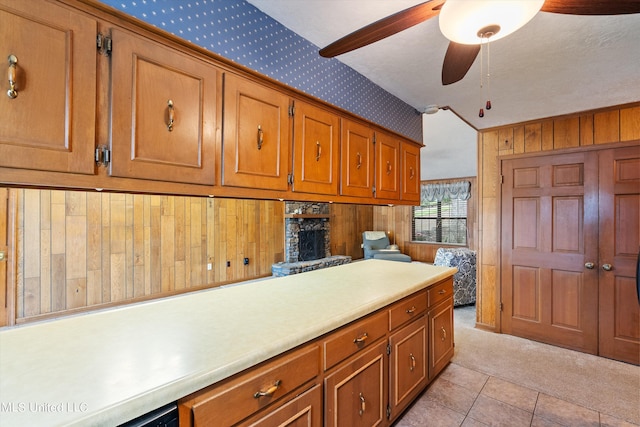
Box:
[394,362,638,427]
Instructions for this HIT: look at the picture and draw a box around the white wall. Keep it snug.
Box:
[421,110,477,180]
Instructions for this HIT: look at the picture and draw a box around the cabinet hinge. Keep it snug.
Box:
[386,404,391,420]
[386,342,391,355]
[500,302,504,312]
[288,104,295,117]
[500,175,504,184]
[96,33,112,56]
[287,173,294,185]
[95,145,111,167]
[372,185,376,196]
[373,133,377,144]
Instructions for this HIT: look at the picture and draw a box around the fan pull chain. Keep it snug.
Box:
[479,38,485,118]
[486,39,492,110]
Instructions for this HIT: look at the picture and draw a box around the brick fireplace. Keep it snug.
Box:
[271,202,351,276]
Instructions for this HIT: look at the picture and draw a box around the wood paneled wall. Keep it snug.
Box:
[477,104,640,331]
[10,190,284,323]
[329,203,373,259]
[372,177,478,264]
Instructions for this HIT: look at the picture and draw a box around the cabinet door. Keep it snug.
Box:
[242,384,322,427]
[388,317,427,420]
[292,101,339,195]
[0,0,96,174]
[110,28,219,185]
[428,299,454,380]
[598,145,640,365]
[324,341,387,427]
[401,142,421,202]
[223,74,291,191]
[375,131,400,200]
[340,119,374,198]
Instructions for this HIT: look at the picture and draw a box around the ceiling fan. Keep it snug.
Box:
[319,0,640,86]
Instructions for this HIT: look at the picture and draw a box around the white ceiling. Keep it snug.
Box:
[247,0,640,130]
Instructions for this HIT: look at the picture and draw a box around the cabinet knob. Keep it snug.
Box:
[353,332,368,344]
[386,160,392,175]
[7,55,18,99]
[253,379,281,398]
[316,141,322,161]
[166,100,174,131]
[356,152,362,169]
[257,125,264,150]
[584,262,595,269]
[602,263,613,271]
[405,306,416,314]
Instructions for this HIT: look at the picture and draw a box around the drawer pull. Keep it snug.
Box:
[353,332,368,344]
[386,160,392,175]
[438,289,446,295]
[358,392,366,416]
[7,54,18,99]
[316,141,322,161]
[257,125,264,150]
[253,379,281,398]
[440,327,447,341]
[405,306,416,314]
[409,353,416,371]
[356,152,362,169]
[166,100,175,131]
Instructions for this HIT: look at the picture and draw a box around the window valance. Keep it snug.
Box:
[421,181,471,203]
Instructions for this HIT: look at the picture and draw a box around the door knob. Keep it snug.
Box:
[602,264,613,271]
[584,262,595,269]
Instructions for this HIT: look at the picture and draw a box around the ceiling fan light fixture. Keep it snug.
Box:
[439,0,544,44]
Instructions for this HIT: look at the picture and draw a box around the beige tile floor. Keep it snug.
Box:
[395,363,635,427]
[394,307,640,427]
[395,362,639,427]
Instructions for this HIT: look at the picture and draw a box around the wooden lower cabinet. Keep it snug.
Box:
[388,317,427,418]
[178,345,320,427]
[428,282,454,380]
[178,279,455,426]
[242,384,323,427]
[324,341,387,427]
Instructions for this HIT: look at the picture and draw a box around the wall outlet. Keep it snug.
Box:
[207,263,212,271]
[243,257,249,265]
[226,260,231,267]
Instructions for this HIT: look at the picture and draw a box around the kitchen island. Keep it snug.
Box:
[0,260,456,426]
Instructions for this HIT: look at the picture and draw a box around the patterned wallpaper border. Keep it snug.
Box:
[98,0,423,141]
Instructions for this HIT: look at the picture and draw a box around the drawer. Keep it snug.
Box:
[323,311,388,371]
[180,344,320,427]
[388,291,427,331]
[428,278,453,308]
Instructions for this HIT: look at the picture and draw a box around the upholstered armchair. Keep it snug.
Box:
[362,231,411,262]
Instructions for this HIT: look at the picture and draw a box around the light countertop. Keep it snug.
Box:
[0,260,456,426]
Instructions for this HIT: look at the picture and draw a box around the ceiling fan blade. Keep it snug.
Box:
[319,0,445,58]
[441,42,480,85]
[541,0,640,15]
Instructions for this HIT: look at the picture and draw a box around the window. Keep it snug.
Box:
[412,181,470,245]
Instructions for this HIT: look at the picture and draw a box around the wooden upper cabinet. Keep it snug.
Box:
[401,142,421,202]
[0,0,96,174]
[109,28,219,185]
[375,131,400,200]
[222,73,291,191]
[340,119,374,198]
[292,101,340,195]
